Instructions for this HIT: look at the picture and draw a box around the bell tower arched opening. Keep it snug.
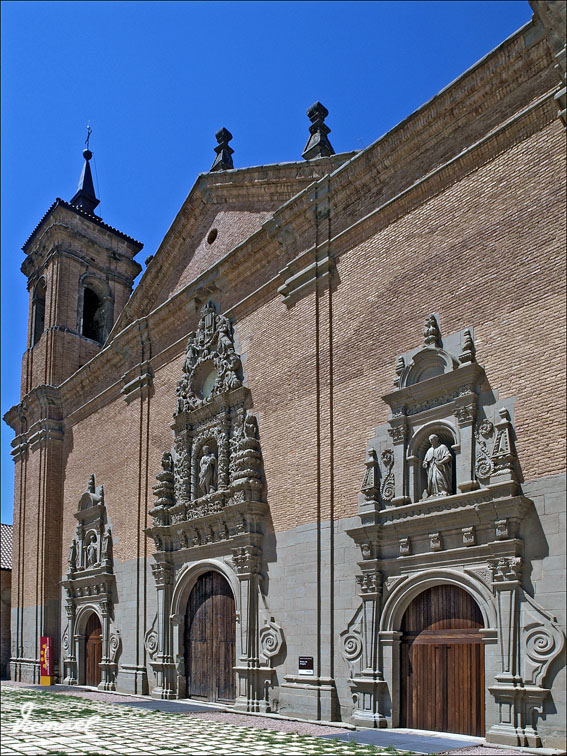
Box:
[32,278,46,346]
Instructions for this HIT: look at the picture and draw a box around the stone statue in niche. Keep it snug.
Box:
[68,539,77,572]
[199,446,217,495]
[86,534,98,567]
[102,529,113,561]
[422,434,453,498]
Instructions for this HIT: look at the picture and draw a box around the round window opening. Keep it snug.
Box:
[207,228,218,245]
[201,367,218,399]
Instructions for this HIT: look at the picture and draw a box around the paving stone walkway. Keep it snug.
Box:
[0,686,410,755]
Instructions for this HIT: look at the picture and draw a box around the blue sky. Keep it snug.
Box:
[0,0,533,523]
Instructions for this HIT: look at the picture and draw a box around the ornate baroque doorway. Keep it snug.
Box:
[185,571,236,702]
[85,613,103,687]
[400,585,484,736]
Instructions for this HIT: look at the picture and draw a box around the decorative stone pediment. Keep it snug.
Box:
[64,475,114,585]
[175,301,242,414]
[147,303,267,557]
[376,315,520,510]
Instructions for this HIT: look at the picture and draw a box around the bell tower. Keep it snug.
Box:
[4,142,142,683]
[21,144,143,392]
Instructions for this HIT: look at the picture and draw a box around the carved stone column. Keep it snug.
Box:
[63,603,77,685]
[388,411,410,505]
[218,411,230,489]
[349,563,388,727]
[98,599,115,691]
[487,556,524,746]
[150,561,176,700]
[455,391,479,493]
[75,634,86,685]
[232,544,267,712]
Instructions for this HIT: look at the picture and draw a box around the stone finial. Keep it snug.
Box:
[393,356,405,387]
[210,127,234,172]
[423,314,441,347]
[459,328,476,364]
[302,102,335,160]
[361,448,380,501]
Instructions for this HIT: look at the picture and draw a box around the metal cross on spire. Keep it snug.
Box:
[85,123,92,150]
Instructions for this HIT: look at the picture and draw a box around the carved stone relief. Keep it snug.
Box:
[360,447,395,509]
[175,301,242,414]
[339,607,364,670]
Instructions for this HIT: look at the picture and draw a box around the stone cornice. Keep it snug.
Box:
[22,198,142,255]
[4,385,64,457]
[22,209,142,283]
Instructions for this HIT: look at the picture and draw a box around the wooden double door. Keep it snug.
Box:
[85,613,102,687]
[185,571,236,702]
[400,585,485,736]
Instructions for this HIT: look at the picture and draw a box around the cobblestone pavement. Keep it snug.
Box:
[1,686,412,755]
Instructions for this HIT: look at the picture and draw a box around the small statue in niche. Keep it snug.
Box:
[86,534,98,567]
[422,434,453,498]
[102,529,113,561]
[199,445,217,495]
[68,539,77,572]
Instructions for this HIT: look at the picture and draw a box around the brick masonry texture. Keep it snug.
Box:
[4,10,566,750]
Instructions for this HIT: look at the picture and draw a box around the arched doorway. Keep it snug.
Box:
[185,570,236,702]
[84,613,102,687]
[400,584,484,736]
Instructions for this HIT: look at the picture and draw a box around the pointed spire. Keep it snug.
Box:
[210,128,234,172]
[70,126,100,215]
[302,101,335,160]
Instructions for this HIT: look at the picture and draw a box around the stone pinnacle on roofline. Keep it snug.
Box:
[210,127,234,172]
[302,101,335,160]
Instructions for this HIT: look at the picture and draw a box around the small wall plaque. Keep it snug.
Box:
[298,656,314,675]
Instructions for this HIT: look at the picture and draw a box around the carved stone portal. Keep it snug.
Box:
[343,316,565,745]
[62,475,119,691]
[146,302,283,711]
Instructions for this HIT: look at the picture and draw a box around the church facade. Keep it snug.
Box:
[5,4,566,749]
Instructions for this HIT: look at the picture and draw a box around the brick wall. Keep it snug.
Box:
[0,569,11,678]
